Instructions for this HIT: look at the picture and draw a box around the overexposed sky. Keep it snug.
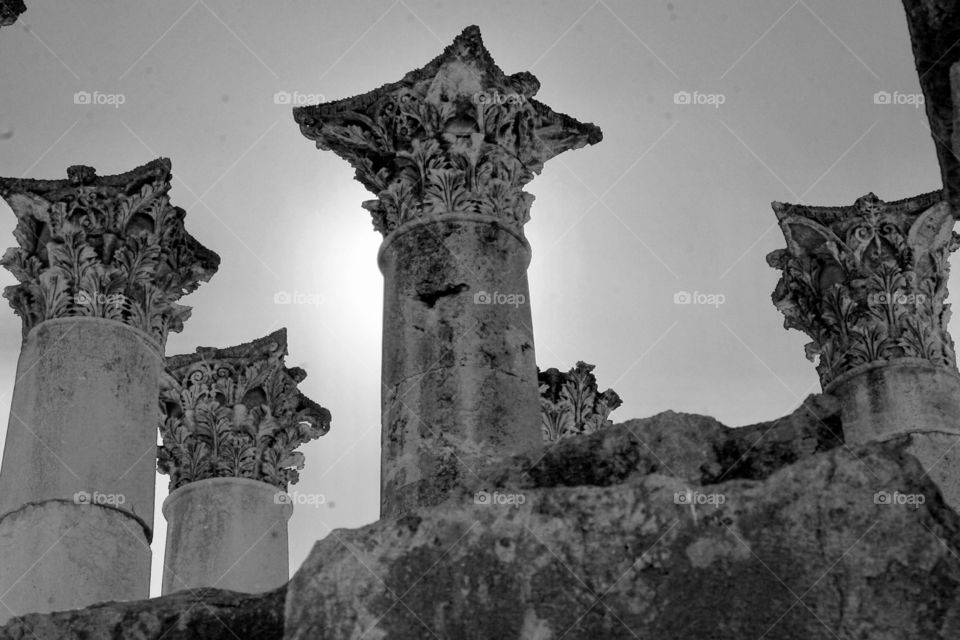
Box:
[0,1,947,597]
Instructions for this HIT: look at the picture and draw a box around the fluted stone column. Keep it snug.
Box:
[294,25,602,518]
[0,160,219,622]
[158,329,330,594]
[768,191,960,507]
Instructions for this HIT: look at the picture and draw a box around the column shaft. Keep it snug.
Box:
[161,478,292,594]
[0,158,219,619]
[379,216,538,516]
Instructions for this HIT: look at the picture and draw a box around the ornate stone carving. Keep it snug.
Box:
[0,159,220,345]
[293,25,602,236]
[0,0,25,27]
[767,191,959,387]
[157,329,331,492]
[538,362,622,443]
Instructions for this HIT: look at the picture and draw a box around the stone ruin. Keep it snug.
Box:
[3,5,960,638]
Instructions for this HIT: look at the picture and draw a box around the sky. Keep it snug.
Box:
[0,0,946,598]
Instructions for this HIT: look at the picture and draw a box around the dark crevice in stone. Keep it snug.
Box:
[416,283,469,308]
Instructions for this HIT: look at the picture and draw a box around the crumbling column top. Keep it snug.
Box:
[158,328,331,492]
[0,158,220,346]
[767,190,959,387]
[294,25,602,236]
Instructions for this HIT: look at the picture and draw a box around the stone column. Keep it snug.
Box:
[0,159,219,622]
[294,25,602,517]
[767,191,960,507]
[158,328,330,594]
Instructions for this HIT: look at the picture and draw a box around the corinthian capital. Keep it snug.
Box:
[767,191,959,387]
[538,361,622,443]
[158,329,331,492]
[0,159,220,345]
[293,25,602,236]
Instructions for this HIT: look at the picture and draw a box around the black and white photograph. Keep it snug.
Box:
[0,1,958,638]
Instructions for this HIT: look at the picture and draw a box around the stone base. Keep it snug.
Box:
[0,500,150,625]
[825,359,960,444]
[161,478,292,595]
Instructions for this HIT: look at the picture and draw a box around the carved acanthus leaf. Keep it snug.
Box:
[294,25,602,236]
[537,361,622,443]
[0,159,220,345]
[767,192,957,386]
[157,328,331,492]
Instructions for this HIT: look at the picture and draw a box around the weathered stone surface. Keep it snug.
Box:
[538,361,622,443]
[9,402,960,639]
[0,318,160,622]
[708,392,843,483]
[0,0,24,27]
[0,500,150,626]
[294,25,602,236]
[903,430,960,512]
[162,477,293,595]
[378,217,539,517]
[460,394,842,498]
[830,360,960,443]
[0,587,284,640]
[286,439,960,639]
[0,159,218,621]
[767,192,956,388]
[0,158,220,345]
[902,1,960,214]
[158,328,331,493]
[295,25,601,519]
